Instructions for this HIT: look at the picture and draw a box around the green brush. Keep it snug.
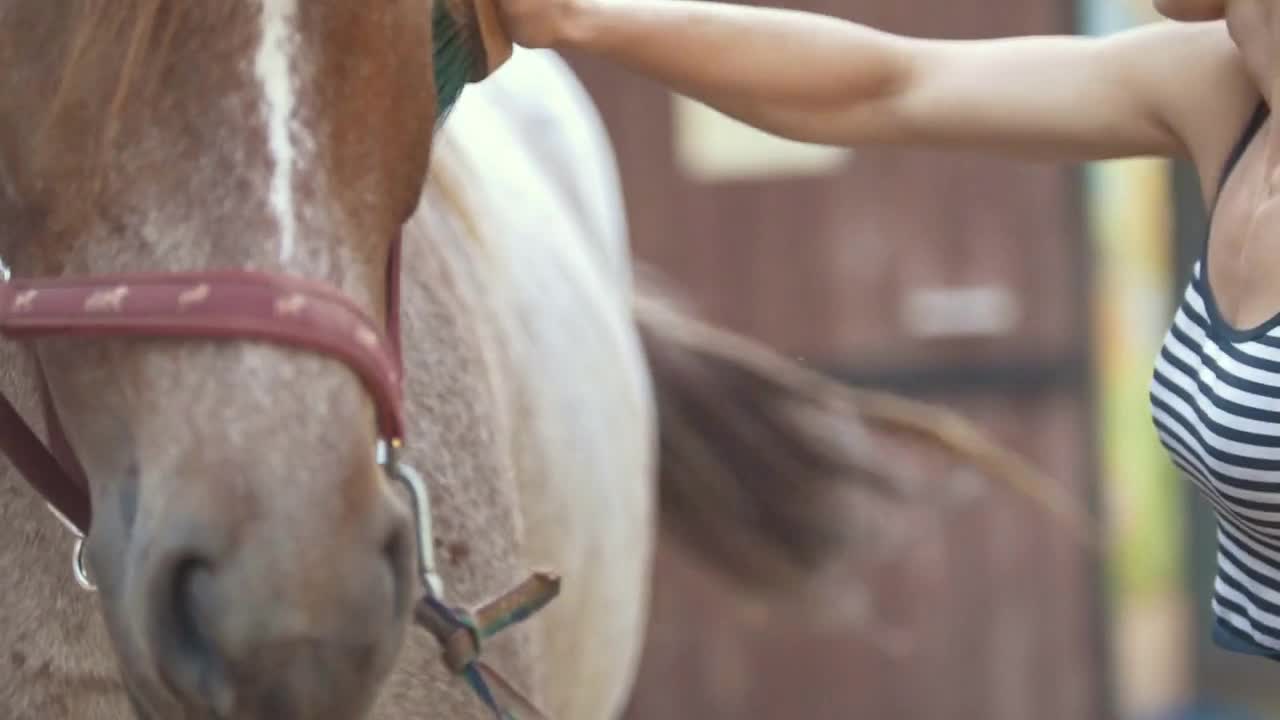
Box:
[432,0,482,128]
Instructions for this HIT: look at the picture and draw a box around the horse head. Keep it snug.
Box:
[0,2,501,717]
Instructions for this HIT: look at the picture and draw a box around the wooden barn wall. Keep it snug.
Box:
[559,0,1110,717]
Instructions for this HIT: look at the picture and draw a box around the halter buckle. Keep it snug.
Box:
[377,438,445,599]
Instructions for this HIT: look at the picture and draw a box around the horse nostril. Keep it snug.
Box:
[147,549,234,715]
[172,558,216,662]
[136,502,414,717]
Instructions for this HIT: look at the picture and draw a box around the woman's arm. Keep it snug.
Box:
[499,0,1246,162]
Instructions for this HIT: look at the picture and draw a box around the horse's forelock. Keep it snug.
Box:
[35,0,180,201]
[47,0,175,134]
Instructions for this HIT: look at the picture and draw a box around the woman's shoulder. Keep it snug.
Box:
[1141,20,1259,202]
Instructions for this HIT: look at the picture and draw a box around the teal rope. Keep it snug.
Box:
[421,582,559,719]
[420,596,516,719]
[462,664,505,717]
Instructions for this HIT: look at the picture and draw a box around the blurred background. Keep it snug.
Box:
[550,0,1280,718]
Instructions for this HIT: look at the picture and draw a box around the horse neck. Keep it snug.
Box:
[367,145,547,715]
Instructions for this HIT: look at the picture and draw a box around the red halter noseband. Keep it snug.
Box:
[0,233,556,719]
[0,238,407,535]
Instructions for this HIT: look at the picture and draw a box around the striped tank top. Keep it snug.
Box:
[1149,100,1280,658]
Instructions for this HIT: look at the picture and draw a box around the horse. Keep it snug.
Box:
[0,2,1089,719]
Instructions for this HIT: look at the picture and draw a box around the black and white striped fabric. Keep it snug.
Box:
[1151,260,1280,657]
[1149,100,1280,659]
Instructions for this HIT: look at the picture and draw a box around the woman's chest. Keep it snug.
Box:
[1207,131,1280,332]
[1151,280,1280,513]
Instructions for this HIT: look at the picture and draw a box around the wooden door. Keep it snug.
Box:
[561,0,1109,716]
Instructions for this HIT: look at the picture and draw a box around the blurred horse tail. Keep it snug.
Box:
[633,276,1095,594]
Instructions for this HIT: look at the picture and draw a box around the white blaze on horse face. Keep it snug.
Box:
[254,0,302,263]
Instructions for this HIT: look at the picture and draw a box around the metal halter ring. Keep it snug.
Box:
[46,503,96,592]
[377,439,445,599]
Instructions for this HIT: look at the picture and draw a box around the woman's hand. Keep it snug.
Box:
[491,0,582,48]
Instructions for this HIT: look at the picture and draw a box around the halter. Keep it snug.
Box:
[0,4,552,714]
[0,223,556,718]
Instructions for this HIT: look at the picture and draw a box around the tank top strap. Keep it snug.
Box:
[1216,99,1270,198]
